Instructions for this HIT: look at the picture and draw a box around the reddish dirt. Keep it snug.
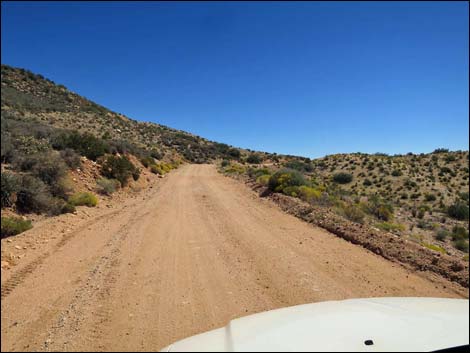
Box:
[1,164,467,352]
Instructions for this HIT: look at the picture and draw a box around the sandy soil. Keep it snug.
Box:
[1,164,467,352]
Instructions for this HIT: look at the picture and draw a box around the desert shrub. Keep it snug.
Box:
[444,154,456,162]
[68,192,98,207]
[221,160,230,167]
[404,179,417,189]
[14,152,68,187]
[363,179,372,186]
[422,242,447,254]
[48,175,74,199]
[61,202,76,214]
[150,162,174,175]
[439,166,452,175]
[224,164,246,175]
[283,186,300,197]
[1,216,32,238]
[417,209,425,219]
[140,156,155,168]
[131,168,141,181]
[459,192,469,202]
[15,175,52,214]
[447,202,469,220]
[391,169,402,177]
[297,185,321,203]
[246,154,262,164]
[33,154,68,186]
[150,164,160,174]
[341,204,365,224]
[256,174,271,186]
[268,169,307,192]
[96,177,120,195]
[332,172,353,184]
[376,222,405,232]
[451,226,469,241]
[454,239,469,253]
[1,133,14,163]
[60,148,81,169]
[228,148,241,159]
[284,160,313,172]
[435,228,450,241]
[53,131,109,160]
[433,148,449,154]
[424,193,436,202]
[150,149,163,160]
[366,195,394,221]
[1,172,20,208]
[101,155,139,186]
[248,168,270,179]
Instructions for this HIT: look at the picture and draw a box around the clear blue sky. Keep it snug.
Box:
[2,1,468,158]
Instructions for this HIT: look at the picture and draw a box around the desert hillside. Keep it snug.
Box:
[1,64,251,164]
[220,149,469,260]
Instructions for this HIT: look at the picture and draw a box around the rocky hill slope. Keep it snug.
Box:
[1,64,251,163]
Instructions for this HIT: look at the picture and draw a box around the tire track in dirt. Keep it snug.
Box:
[1,209,122,300]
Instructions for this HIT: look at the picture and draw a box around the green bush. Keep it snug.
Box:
[248,167,270,179]
[140,156,155,168]
[332,172,353,184]
[61,202,76,214]
[366,195,394,221]
[297,185,321,203]
[435,229,450,241]
[283,160,313,172]
[391,169,402,177]
[1,216,33,238]
[224,164,246,175]
[246,154,261,164]
[422,242,447,254]
[150,149,163,160]
[150,164,160,174]
[376,222,405,232]
[221,160,230,167]
[150,162,174,175]
[283,186,300,197]
[68,192,98,207]
[53,131,109,161]
[16,175,52,214]
[453,239,469,253]
[447,202,469,220]
[1,172,20,208]
[101,155,139,186]
[451,226,469,241]
[363,179,372,186]
[227,148,241,159]
[425,193,437,202]
[256,174,271,186]
[14,152,68,187]
[96,177,120,195]
[60,148,81,169]
[342,204,365,224]
[268,169,307,192]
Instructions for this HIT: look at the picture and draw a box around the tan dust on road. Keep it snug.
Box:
[1,164,467,351]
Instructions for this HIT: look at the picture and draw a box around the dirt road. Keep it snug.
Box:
[1,164,467,351]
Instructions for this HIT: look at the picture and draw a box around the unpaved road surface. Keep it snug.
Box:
[1,164,467,351]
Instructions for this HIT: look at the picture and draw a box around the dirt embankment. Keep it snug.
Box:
[1,164,467,352]
[241,178,469,288]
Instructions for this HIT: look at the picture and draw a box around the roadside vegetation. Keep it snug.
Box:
[220,148,469,256]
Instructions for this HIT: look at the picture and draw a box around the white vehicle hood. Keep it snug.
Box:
[161,297,469,352]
